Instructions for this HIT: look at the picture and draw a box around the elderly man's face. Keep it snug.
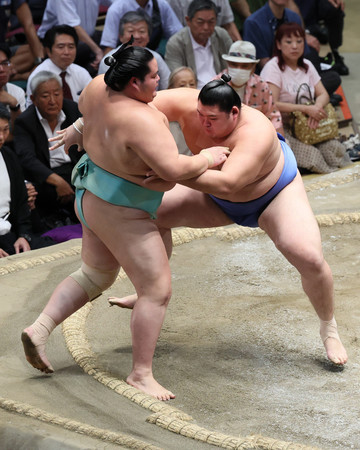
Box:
[0,50,11,89]
[120,20,150,47]
[31,79,63,120]
[186,9,217,46]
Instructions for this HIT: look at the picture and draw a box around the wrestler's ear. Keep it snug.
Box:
[231,106,240,119]
[130,76,139,89]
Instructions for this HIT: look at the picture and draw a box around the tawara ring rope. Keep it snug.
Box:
[1,168,358,448]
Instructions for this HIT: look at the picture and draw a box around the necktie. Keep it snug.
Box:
[60,71,73,100]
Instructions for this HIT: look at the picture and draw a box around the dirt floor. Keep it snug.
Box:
[1,164,360,450]
[1,3,360,447]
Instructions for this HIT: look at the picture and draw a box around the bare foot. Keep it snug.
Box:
[21,327,54,374]
[324,337,348,366]
[108,294,137,309]
[126,373,175,401]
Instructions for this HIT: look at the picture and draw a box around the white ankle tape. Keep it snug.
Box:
[320,317,340,344]
[32,313,57,337]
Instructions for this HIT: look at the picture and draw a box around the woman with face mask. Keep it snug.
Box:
[219,40,284,136]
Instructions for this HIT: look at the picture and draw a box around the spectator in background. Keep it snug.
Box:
[260,22,350,174]
[219,40,284,134]
[165,0,232,89]
[166,0,241,41]
[37,0,114,74]
[26,25,93,107]
[167,66,197,156]
[243,0,341,99]
[8,0,47,29]
[0,44,26,142]
[229,0,266,35]
[98,10,170,90]
[168,66,197,89]
[0,105,55,257]
[0,0,44,80]
[289,0,348,75]
[100,0,182,55]
[13,72,83,228]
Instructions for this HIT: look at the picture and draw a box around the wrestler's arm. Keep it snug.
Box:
[178,127,275,197]
[125,108,228,181]
[151,88,199,123]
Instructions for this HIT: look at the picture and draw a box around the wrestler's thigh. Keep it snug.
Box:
[156,184,233,229]
[259,173,322,254]
[81,192,171,297]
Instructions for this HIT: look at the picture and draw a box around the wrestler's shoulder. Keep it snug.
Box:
[88,74,105,89]
[152,88,198,108]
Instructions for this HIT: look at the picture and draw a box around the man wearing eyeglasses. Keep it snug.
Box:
[165,0,232,89]
[0,43,26,141]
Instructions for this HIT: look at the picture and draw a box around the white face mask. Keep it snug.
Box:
[228,67,252,87]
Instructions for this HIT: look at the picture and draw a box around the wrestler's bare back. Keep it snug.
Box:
[152,88,286,202]
[78,75,178,191]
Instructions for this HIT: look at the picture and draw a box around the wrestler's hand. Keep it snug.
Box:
[49,125,83,153]
[142,171,176,190]
[200,146,230,168]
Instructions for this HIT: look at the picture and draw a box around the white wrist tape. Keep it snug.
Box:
[200,149,214,167]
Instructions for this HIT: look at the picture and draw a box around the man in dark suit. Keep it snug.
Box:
[13,70,83,225]
[0,104,55,256]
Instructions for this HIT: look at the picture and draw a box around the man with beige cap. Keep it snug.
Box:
[219,40,284,134]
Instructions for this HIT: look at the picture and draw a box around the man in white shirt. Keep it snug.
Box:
[26,25,92,107]
[37,0,114,72]
[98,10,170,90]
[165,0,232,88]
[100,0,182,54]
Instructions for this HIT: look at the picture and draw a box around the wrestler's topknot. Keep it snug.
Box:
[198,75,241,113]
[104,35,134,67]
[221,73,231,83]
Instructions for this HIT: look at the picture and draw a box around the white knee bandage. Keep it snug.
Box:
[69,263,119,301]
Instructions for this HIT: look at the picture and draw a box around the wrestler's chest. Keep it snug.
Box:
[182,124,215,154]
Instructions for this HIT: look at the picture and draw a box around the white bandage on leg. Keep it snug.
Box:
[32,313,57,337]
[320,317,341,344]
[69,263,119,301]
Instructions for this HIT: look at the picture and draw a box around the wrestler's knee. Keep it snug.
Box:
[300,251,328,276]
[69,263,120,301]
[146,281,172,307]
[160,286,172,306]
[276,238,326,273]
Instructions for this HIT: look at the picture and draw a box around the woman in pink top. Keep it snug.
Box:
[260,22,350,174]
